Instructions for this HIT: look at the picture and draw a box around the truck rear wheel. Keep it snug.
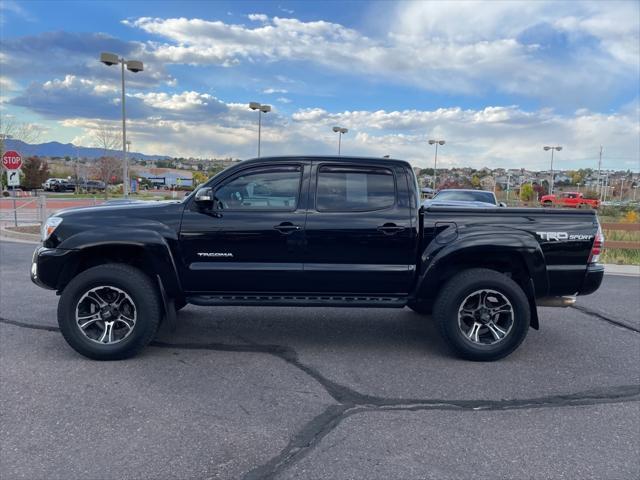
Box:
[57,264,161,360]
[433,268,530,361]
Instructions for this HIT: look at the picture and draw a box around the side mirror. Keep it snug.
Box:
[499,202,507,207]
[195,187,213,206]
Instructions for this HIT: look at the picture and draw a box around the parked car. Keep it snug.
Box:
[540,191,600,209]
[42,178,71,192]
[31,156,604,361]
[73,179,106,192]
[423,189,506,208]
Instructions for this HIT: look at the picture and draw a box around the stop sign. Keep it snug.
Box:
[2,150,22,170]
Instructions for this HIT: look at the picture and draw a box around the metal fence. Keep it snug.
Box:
[0,195,100,227]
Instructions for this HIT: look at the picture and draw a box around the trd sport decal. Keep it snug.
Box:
[536,232,593,241]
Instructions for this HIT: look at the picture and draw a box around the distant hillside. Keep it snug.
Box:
[3,139,171,161]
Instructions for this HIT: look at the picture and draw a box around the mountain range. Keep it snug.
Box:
[2,139,171,161]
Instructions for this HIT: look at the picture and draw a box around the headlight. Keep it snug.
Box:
[42,217,63,241]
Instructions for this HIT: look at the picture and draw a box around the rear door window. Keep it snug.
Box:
[316,165,396,212]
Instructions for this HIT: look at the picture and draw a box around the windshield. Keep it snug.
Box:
[433,190,496,204]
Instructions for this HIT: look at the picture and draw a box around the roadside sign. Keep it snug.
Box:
[8,169,20,186]
[2,150,22,170]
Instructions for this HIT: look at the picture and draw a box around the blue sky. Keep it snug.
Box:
[1,0,638,170]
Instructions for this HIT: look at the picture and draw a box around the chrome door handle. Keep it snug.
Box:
[377,223,406,235]
[274,223,301,234]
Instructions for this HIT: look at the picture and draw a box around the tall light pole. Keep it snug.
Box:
[249,102,271,157]
[597,145,603,199]
[332,126,348,155]
[126,140,132,192]
[543,145,562,195]
[100,52,143,197]
[428,139,445,190]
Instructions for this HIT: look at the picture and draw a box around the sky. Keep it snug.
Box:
[0,0,639,170]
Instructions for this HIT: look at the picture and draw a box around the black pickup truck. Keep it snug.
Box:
[31,156,604,361]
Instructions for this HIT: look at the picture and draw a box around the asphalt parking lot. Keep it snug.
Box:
[1,240,639,480]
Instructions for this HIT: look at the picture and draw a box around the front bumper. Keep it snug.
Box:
[578,263,605,296]
[31,246,76,291]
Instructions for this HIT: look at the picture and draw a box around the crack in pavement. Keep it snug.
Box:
[570,305,640,334]
[242,385,640,480]
[2,315,640,480]
[0,317,60,332]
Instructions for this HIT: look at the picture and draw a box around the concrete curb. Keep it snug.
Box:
[604,264,640,277]
[0,225,40,244]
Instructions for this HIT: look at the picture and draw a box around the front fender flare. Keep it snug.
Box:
[57,228,182,298]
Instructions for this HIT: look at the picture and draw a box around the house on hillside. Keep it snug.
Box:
[134,167,193,187]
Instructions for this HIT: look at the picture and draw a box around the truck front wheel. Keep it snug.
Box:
[57,264,162,360]
[433,268,530,361]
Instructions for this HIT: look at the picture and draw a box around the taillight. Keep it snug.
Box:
[589,226,604,263]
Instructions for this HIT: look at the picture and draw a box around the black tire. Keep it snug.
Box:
[542,201,552,207]
[434,268,530,361]
[57,264,161,360]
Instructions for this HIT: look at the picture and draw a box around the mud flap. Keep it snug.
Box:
[157,275,178,332]
[525,278,539,330]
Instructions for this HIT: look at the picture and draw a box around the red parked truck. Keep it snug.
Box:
[540,192,600,209]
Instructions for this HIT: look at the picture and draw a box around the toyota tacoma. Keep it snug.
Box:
[31,156,604,361]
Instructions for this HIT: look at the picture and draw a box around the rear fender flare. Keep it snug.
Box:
[414,227,548,307]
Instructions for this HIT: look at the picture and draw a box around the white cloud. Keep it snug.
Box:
[46,91,639,170]
[125,5,639,106]
[263,88,288,94]
[276,97,292,104]
[247,13,269,23]
[132,91,219,111]
[42,75,117,95]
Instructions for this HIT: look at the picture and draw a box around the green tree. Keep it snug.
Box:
[471,175,481,188]
[570,171,583,185]
[192,171,209,186]
[520,183,534,202]
[22,156,50,189]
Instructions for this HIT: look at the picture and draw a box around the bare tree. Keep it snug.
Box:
[93,156,121,199]
[93,124,122,156]
[92,125,122,198]
[0,116,43,154]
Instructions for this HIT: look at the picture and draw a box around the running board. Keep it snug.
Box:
[187,294,408,308]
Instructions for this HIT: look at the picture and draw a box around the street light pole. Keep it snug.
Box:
[121,59,127,196]
[100,52,143,198]
[332,126,348,155]
[543,145,562,195]
[428,139,445,190]
[249,102,271,157]
[597,146,603,199]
